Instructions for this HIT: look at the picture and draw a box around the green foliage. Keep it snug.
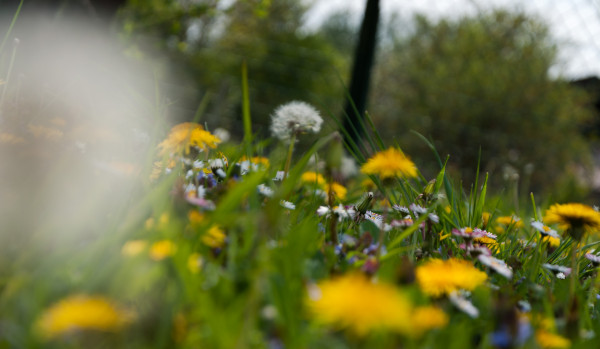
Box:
[370,10,594,194]
[119,0,344,138]
[6,4,600,349]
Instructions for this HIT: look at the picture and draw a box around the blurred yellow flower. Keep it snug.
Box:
[36,295,134,339]
[360,148,417,179]
[482,212,491,226]
[535,330,571,349]
[416,258,487,297]
[188,210,204,226]
[306,273,413,336]
[157,122,221,156]
[411,306,448,337]
[325,182,347,201]
[542,236,560,248]
[121,240,147,257]
[149,240,177,261]
[474,236,497,245]
[187,253,203,274]
[241,156,270,167]
[544,203,600,234]
[202,225,226,248]
[301,171,326,187]
[495,215,524,228]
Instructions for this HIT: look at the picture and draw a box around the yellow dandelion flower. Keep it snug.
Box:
[474,236,497,245]
[301,171,326,187]
[325,182,347,201]
[193,130,221,150]
[241,156,270,167]
[187,253,203,274]
[495,215,524,228]
[121,240,147,257]
[535,330,571,349]
[202,225,226,248]
[544,203,600,237]
[36,295,134,339]
[360,148,417,179]
[542,236,560,248]
[306,273,413,336]
[411,306,448,337]
[251,156,269,166]
[188,210,204,225]
[157,123,221,156]
[482,212,491,227]
[149,240,176,261]
[416,258,487,297]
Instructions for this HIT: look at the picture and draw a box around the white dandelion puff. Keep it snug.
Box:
[270,101,322,142]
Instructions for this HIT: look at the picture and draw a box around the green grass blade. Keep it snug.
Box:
[242,61,253,156]
[0,0,23,55]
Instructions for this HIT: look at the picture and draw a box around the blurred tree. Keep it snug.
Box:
[319,10,358,56]
[370,10,594,193]
[118,0,344,139]
[0,0,125,20]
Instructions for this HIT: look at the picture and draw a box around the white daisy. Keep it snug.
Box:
[531,221,560,239]
[280,200,296,210]
[449,292,479,318]
[257,184,274,198]
[478,255,513,279]
[273,171,285,181]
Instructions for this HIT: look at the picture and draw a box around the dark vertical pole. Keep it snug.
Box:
[342,0,379,151]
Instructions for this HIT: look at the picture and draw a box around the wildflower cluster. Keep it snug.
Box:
[8,100,600,349]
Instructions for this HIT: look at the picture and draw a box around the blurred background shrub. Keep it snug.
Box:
[2,0,599,199]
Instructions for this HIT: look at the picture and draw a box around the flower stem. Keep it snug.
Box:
[569,240,578,298]
[283,132,296,178]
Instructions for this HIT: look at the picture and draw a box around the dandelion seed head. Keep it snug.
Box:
[270,101,322,141]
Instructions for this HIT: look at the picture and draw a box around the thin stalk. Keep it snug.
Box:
[0,41,18,108]
[283,132,297,178]
[0,0,23,55]
[569,240,578,298]
[327,179,338,245]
